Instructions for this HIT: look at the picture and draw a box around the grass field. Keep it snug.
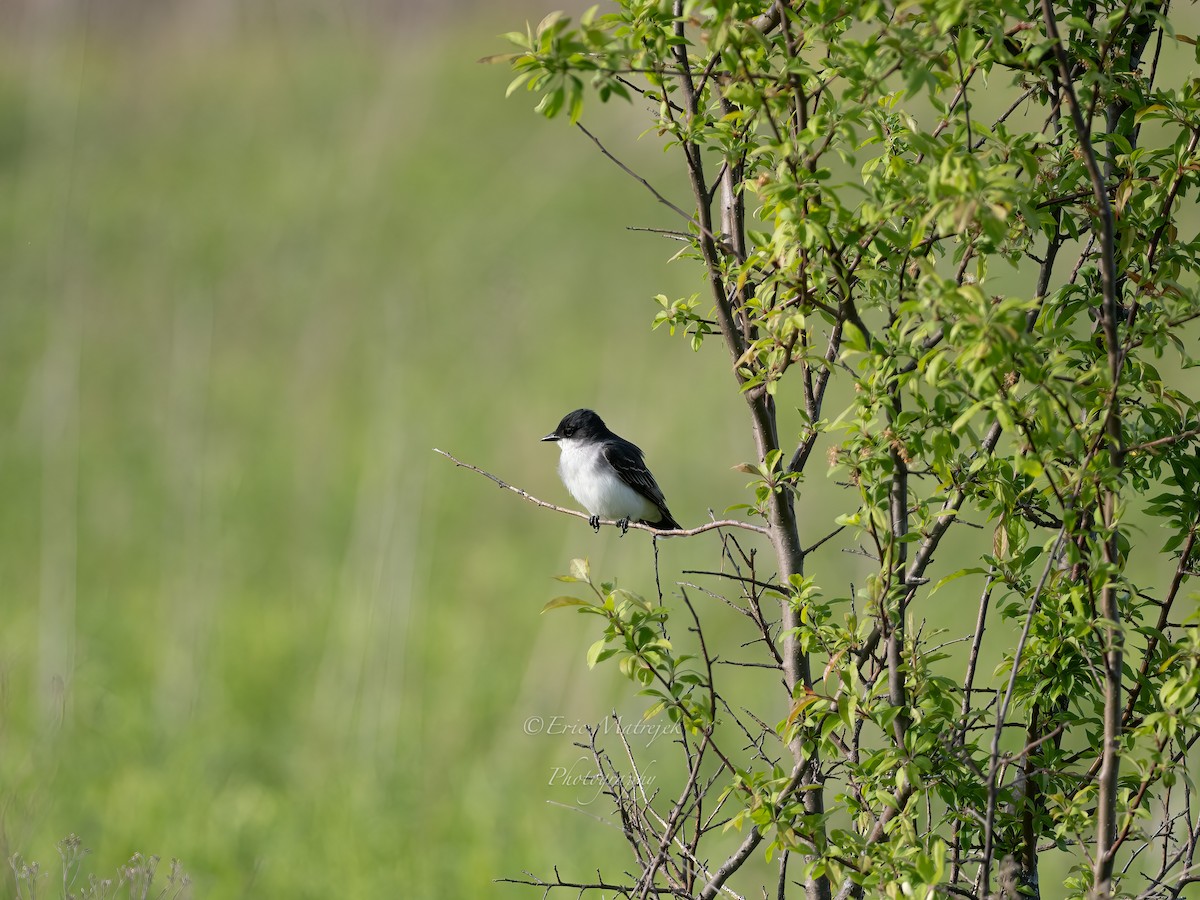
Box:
[2,7,1196,899]
[0,11,772,897]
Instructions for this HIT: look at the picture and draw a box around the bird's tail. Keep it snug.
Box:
[652,510,682,532]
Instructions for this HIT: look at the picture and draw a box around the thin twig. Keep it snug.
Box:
[803,525,845,557]
[576,122,739,261]
[434,449,768,536]
[979,528,1067,895]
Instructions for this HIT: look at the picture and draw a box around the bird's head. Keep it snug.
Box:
[541,408,607,444]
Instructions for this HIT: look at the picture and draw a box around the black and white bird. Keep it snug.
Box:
[541,409,682,534]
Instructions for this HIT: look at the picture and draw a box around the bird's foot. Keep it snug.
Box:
[589,515,601,533]
[617,517,630,536]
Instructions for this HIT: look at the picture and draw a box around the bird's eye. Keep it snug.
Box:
[564,426,575,436]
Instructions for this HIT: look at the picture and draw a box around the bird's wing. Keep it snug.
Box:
[603,439,670,510]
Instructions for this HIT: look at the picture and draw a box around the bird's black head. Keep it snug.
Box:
[541,408,608,443]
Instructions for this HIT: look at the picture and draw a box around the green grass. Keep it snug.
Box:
[0,17,761,899]
[2,13,1196,900]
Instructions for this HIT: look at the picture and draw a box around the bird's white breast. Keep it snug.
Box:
[556,439,658,522]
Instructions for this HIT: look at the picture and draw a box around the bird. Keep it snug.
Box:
[541,409,682,534]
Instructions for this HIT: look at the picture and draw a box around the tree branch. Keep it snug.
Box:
[433,449,768,536]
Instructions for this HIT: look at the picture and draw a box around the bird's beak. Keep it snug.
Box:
[540,432,559,442]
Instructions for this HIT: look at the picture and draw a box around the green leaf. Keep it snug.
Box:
[505,71,533,97]
[643,700,667,720]
[569,558,591,582]
[586,638,609,669]
[535,86,565,119]
[541,596,591,612]
[535,10,564,37]
[929,567,988,595]
[480,53,522,66]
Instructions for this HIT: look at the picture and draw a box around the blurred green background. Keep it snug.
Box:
[1,2,1195,898]
[0,2,767,896]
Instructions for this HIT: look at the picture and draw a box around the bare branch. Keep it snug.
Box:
[979,528,1067,895]
[576,122,706,239]
[434,449,768,536]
